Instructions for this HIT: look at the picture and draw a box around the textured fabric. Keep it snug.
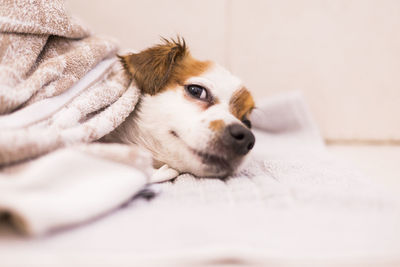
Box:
[0,0,140,165]
[1,92,400,267]
[0,143,152,235]
[0,0,151,235]
[0,0,90,37]
[0,2,399,265]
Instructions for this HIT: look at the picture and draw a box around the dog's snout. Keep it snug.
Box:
[225,124,255,155]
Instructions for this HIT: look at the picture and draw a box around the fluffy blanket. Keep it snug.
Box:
[0,0,140,165]
[0,0,149,234]
[1,1,400,266]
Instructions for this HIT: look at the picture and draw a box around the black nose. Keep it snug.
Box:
[225,124,255,155]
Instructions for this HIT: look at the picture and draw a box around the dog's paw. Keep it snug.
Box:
[150,164,179,183]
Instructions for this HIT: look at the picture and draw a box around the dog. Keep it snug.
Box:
[107,37,255,180]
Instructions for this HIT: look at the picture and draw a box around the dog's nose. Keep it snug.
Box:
[225,124,255,155]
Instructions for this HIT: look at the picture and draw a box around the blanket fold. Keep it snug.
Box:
[0,0,141,165]
[0,0,150,234]
[0,143,152,235]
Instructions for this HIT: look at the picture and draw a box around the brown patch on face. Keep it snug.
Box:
[229,87,255,120]
[209,120,225,132]
[118,37,211,95]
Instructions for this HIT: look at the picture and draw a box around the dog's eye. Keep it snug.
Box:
[185,84,208,100]
[242,119,252,128]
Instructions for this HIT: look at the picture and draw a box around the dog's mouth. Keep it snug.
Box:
[169,130,233,176]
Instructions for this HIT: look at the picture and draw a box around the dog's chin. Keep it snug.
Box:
[149,132,246,178]
[164,147,243,179]
[191,150,236,178]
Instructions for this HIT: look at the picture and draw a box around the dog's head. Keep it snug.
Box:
[119,38,255,178]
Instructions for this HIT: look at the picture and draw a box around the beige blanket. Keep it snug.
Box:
[0,0,140,164]
[0,0,152,235]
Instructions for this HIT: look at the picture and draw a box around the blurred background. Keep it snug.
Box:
[66,0,400,190]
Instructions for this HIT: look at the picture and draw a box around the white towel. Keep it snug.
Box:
[1,92,399,267]
[0,143,152,235]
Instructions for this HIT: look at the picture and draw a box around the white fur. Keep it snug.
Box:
[121,63,252,178]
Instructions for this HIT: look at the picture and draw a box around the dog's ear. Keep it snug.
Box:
[118,37,188,95]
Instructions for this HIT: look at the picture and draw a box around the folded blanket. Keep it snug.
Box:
[0,0,140,165]
[0,0,151,234]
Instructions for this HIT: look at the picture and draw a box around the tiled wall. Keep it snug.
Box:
[67,0,400,141]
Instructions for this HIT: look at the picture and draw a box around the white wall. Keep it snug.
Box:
[66,0,400,141]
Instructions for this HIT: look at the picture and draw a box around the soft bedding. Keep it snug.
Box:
[1,92,400,266]
[1,1,400,266]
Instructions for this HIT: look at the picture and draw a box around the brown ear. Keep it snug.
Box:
[118,37,188,95]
